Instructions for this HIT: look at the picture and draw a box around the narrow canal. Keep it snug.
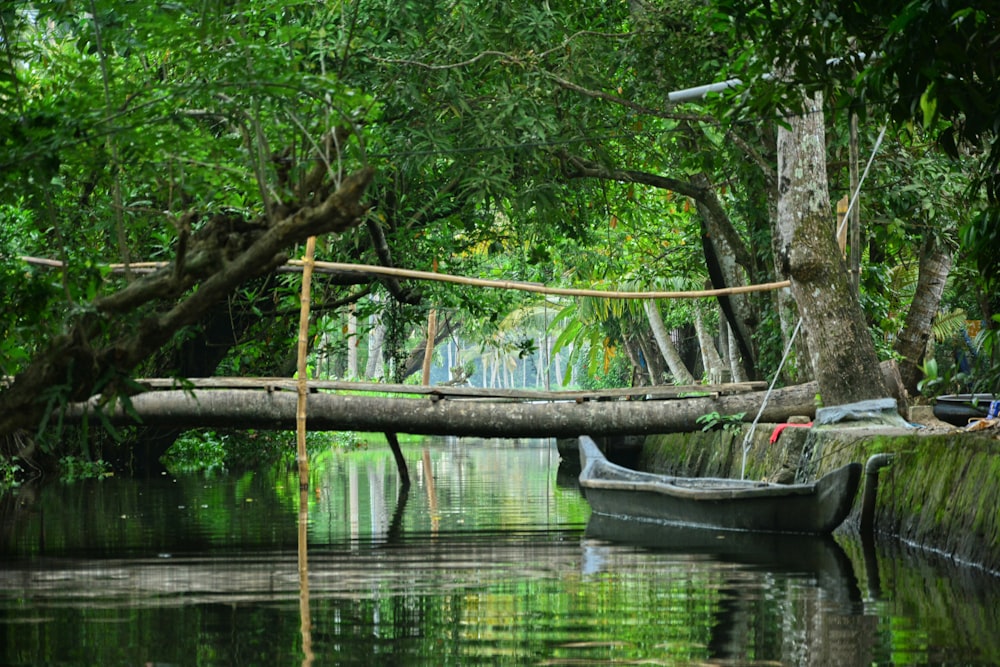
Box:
[1,437,997,665]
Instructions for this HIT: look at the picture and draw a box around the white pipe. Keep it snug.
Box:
[667,55,867,104]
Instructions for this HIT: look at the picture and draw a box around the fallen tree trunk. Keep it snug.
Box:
[63,368,904,438]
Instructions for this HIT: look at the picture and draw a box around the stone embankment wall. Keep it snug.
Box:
[640,423,1000,574]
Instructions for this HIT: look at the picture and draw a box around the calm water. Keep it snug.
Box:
[1,437,998,666]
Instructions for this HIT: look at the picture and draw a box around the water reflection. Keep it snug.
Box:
[583,514,875,664]
[0,438,998,666]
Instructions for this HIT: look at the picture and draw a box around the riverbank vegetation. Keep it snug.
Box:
[1,0,998,482]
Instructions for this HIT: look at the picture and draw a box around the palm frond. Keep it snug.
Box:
[932,308,967,342]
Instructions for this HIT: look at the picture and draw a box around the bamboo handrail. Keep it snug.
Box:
[132,376,767,400]
[18,255,790,300]
[287,260,790,299]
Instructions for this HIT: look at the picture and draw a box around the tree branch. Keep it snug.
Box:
[559,151,705,199]
[0,167,374,436]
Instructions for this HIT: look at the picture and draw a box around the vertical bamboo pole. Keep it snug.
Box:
[422,447,439,534]
[295,236,316,667]
[297,496,314,667]
[296,236,316,482]
[421,259,438,387]
[421,308,438,386]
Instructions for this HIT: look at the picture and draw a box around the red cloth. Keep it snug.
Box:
[769,422,813,444]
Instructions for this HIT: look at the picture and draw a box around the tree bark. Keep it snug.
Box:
[694,302,726,383]
[402,314,455,381]
[365,313,385,379]
[421,309,437,385]
[346,304,358,379]
[65,362,905,440]
[775,92,888,406]
[0,166,373,436]
[59,383,835,438]
[643,300,695,383]
[692,173,758,379]
[894,233,954,394]
[766,194,812,384]
[848,112,862,292]
[636,333,664,385]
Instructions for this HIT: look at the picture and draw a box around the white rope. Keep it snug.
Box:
[836,123,888,242]
[740,318,802,479]
[740,122,888,480]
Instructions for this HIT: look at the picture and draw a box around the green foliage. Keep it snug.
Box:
[0,205,59,377]
[968,315,1000,395]
[717,0,1000,287]
[162,430,230,475]
[931,309,968,344]
[57,455,111,482]
[4,0,996,448]
[0,456,22,491]
[696,411,746,433]
[922,337,977,398]
[575,348,631,390]
[916,357,973,400]
[162,428,375,474]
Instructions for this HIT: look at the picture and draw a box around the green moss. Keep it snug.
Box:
[639,427,1000,572]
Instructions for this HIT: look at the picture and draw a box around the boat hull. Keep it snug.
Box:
[578,436,861,535]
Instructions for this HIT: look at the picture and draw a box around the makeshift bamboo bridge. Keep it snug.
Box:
[20,254,801,440]
[59,376,843,440]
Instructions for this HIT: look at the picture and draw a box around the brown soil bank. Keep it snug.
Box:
[640,419,1000,574]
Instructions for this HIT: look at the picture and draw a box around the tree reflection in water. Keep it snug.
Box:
[0,439,996,665]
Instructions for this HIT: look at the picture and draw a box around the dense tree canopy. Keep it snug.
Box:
[718,0,1000,285]
[1,0,997,475]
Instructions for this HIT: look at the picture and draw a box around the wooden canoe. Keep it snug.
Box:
[578,436,861,535]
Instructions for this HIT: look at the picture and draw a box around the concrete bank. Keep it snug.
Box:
[639,421,1000,574]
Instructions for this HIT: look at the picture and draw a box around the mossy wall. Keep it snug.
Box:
[640,423,812,482]
[640,424,1000,574]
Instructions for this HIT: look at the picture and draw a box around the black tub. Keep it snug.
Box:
[933,394,996,426]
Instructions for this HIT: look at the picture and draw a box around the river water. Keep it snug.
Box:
[1,437,997,666]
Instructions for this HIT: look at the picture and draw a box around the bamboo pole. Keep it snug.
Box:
[421,309,437,386]
[18,255,791,300]
[296,236,317,474]
[297,489,314,667]
[295,236,316,667]
[290,260,791,300]
[422,448,439,534]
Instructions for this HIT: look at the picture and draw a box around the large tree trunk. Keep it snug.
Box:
[346,304,359,379]
[365,314,385,379]
[775,93,888,406]
[65,363,906,439]
[721,317,748,383]
[621,335,649,386]
[694,302,726,383]
[636,332,666,385]
[692,173,758,379]
[894,233,954,394]
[643,300,695,384]
[765,190,813,384]
[402,315,456,381]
